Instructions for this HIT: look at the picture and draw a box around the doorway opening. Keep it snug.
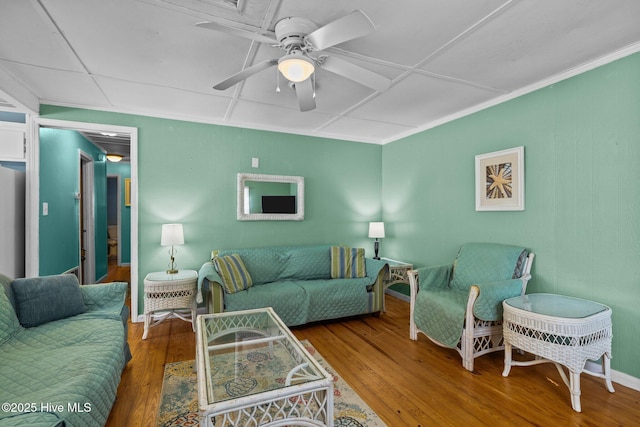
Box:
[29,118,139,321]
[107,175,120,267]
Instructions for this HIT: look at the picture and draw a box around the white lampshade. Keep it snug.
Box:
[368,222,385,239]
[278,53,315,83]
[161,223,184,246]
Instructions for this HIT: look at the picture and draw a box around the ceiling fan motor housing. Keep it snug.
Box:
[275,16,317,50]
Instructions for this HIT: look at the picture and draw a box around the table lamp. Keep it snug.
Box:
[368,222,385,260]
[161,223,184,274]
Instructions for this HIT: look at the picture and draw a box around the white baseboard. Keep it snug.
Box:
[585,360,640,392]
[386,289,410,302]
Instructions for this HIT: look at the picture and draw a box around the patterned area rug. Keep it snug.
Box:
[156,340,386,426]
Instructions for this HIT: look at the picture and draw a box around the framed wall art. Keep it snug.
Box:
[475,146,524,211]
[124,178,131,207]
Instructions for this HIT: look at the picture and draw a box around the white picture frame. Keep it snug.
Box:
[237,173,304,221]
[475,146,525,211]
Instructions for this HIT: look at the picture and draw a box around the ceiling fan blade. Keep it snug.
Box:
[213,59,278,90]
[294,77,316,112]
[319,56,391,92]
[306,10,375,51]
[196,21,277,45]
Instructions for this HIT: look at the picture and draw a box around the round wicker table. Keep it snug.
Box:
[502,293,614,412]
[143,269,198,339]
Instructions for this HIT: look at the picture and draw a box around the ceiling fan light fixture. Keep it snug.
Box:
[278,53,315,83]
[106,154,124,163]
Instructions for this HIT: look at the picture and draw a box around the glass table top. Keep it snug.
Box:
[504,293,609,318]
[197,308,326,405]
[145,269,196,281]
[381,257,412,267]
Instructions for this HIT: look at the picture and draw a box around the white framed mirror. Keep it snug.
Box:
[237,173,304,221]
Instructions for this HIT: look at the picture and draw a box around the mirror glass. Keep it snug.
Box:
[237,173,304,221]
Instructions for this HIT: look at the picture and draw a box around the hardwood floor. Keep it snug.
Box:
[104,266,640,426]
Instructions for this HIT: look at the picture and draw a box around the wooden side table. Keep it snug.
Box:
[502,293,614,412]
[380,258,413,312]
[143,269,198,339]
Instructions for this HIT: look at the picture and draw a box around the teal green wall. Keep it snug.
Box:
[38,52,640,379]
[39,128,108,278]
[106,161,132,263]
[38,106,383,317]
[382,53,640,377]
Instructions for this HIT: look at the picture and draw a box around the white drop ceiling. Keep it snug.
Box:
[1,0,639,144]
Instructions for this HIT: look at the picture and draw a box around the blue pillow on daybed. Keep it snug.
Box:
[11,274,87,327]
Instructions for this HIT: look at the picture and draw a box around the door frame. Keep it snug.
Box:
[27,118,139,320]
[79,150,95,284]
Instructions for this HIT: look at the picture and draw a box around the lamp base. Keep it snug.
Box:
[373,239,380,260]
[166,269,178,274]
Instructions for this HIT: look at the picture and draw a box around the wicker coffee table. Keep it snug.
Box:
[195,308,334,426]
[502,293,614,412]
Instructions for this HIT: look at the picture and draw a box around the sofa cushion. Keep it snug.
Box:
[11,274,87,327]
[300,278,370,323]
[281,245,331,280]
[213,254,253,294]
[224,281,308,326]
[214,248,289,285]
[0,286,21,346]
[330,246,366,278]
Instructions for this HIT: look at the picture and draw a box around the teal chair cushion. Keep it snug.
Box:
[450,243,527,291]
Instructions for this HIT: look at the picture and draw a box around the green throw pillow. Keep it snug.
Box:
[330,246,367,279]
[213,254,253,294]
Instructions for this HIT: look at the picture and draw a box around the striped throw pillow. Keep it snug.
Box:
[213,254,253,294]
[330,246,367,279]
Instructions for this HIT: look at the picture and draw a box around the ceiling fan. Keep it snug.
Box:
[196,10,391,112]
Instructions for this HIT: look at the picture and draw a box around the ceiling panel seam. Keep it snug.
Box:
[414,0,516,69]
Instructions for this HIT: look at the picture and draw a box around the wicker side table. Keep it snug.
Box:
[143,269,198,339]
[502,293,614,412]
[380,258,413,312]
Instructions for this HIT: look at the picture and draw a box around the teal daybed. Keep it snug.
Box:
[0,273,131,427]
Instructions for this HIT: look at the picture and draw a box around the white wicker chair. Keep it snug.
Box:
[408,243,534,372]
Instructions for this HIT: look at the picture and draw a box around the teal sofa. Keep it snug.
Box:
[0,273,131,427]
[197,245,389,326]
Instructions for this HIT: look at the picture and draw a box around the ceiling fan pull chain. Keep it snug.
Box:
[312,73,316,98]
[276,69,281,93]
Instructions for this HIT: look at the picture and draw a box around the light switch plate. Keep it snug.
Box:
[252,157,259,168]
